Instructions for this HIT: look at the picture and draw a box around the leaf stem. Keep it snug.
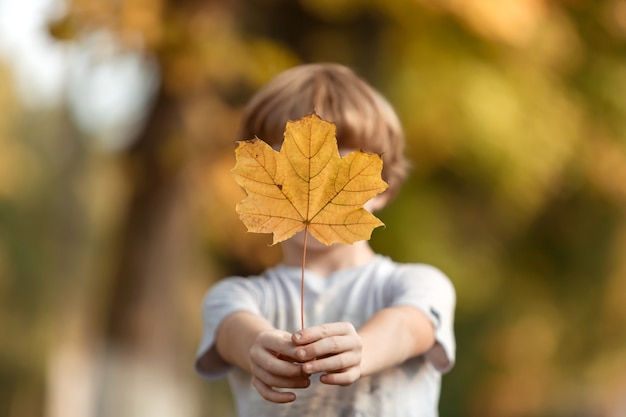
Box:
[301,228,308,331]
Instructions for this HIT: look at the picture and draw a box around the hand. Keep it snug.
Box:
[249,329,310,403]
[292,322,363,386]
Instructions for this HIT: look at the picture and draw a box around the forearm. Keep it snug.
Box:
[358,305,435,377]
[215,311,275,372]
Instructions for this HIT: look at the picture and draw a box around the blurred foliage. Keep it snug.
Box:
[2,0,626,416]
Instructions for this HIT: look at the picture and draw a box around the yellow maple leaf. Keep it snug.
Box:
[232,113,388,246]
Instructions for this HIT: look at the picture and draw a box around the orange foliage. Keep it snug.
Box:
[232,113,388,246]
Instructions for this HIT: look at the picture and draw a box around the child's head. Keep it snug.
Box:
[237,63,409,200]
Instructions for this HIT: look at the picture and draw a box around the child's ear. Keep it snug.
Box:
[365,193,391,213]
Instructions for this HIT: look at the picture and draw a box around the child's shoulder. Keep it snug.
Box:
[207,272,268,294]
[394,260,449,278]
[386,257,455,290]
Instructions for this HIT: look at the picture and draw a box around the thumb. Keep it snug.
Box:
[292,331,305,345]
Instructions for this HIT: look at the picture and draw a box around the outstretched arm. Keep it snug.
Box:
[359,305,435,375]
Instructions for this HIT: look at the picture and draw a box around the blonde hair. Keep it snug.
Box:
[237,63,409,200]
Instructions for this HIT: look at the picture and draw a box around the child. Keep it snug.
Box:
[195,63,456,417]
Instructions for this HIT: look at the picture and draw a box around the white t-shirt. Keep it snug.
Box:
[196,255,456,417]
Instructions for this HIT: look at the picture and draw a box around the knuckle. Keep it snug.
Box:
[336,356,347,369]
[340,353,358,370]
[342,369,359,386]
[341,321,355,333]
[307,344,320,358]
[249,343,259,356]
[260,355,271,370]
[340,353,356,369]
[355,335,363,350]
[259,354,277,371]
[256,331,268,343]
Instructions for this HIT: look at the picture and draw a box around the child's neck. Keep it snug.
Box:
[280,237,376,277]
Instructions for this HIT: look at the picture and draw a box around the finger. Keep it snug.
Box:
[320,367,361,386]
[250,347,304,378]
[301,351,360,375]
[252,376,297,403]
[250,361,311,389]
[257,331,299,358]
[276,352,299,362]
[293,322,355,345]
[295,334,361,362]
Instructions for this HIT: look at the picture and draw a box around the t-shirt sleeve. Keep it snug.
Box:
[195,277,263,380]
[388,264,456,373]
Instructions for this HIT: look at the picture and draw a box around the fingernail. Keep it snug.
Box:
[298,349,306,359]
[303,363,312,373]
[294,333,302,342]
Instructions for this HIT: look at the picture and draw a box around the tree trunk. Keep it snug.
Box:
[98,85,198,417]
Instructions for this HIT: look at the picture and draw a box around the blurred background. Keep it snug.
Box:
[1,0,626,416]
